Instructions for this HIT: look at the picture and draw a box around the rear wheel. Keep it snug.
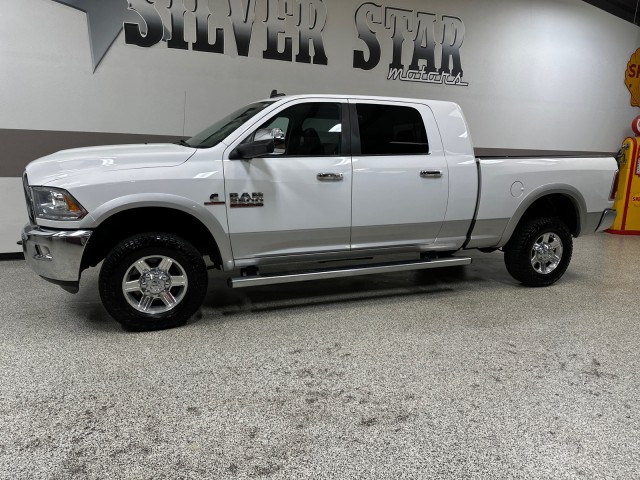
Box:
[99,233,208,331]
[503,217,573,287]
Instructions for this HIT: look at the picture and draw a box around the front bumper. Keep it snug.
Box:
[21,224,92,288]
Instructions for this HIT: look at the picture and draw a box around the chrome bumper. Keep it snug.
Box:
[21,224,92,284]
[596,208,617,232]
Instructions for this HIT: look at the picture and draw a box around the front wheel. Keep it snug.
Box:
[503,217,573,287]
[99,233,208,331]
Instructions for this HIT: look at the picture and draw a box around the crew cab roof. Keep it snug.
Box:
[260,93,460,110]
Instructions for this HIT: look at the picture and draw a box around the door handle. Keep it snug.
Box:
[420,170,443,178]
[317,173,343,181]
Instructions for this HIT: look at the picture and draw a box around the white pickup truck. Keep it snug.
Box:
[21,94,618,330]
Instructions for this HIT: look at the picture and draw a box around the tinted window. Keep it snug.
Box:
[252,102,342,156]
[187,101,273,148]
[356,104,429,155]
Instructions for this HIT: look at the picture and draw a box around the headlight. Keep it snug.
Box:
[31,187,88,221]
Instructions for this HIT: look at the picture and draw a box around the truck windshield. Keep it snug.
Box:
[186,101,274,148]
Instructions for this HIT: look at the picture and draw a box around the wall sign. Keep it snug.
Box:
[51,0,127,71]
[625,48,640,107]
[353,2,468,86]
[49,0,468,87]
[125,0,328,65]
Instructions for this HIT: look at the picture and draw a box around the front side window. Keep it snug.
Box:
[187,101,274,148]
[247,102,342,156]
[356,104,429,155]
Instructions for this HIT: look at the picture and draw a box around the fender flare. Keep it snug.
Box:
[86,193,235,271]
[496,184,587,248]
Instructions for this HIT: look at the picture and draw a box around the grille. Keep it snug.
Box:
[22,172,35,223]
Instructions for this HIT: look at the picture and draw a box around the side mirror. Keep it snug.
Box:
[271,128,286,155]
[253,128,286,155]
[229,139,275,159]
[230,128,286,159]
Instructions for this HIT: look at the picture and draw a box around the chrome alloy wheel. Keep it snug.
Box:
[122,255,189,314]
[530,233,564,275]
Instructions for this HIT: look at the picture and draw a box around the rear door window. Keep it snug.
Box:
[355,104,429,155]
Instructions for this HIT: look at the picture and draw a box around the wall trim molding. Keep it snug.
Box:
[0,252,24,261]
[475,148,615,157]
[0,128,183,177]
[582,0,640,26]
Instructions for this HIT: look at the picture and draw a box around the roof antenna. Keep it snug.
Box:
[270,89,286,98]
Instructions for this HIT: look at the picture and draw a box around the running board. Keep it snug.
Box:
[228,257,472,289]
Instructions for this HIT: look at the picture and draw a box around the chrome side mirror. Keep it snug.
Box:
[272,128,285,155]
[253,129,273,142]
[230,128,286,159]
[254,128,285,155]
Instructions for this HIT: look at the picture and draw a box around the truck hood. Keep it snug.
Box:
[25,143,197,185]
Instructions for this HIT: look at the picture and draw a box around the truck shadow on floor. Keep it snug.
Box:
[71,253,520,331]
[199,256,516,320]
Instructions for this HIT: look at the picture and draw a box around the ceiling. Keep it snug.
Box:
[583,0,640,25]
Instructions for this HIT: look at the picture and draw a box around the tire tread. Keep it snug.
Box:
[504,217,573,287]
[99,233,208,331]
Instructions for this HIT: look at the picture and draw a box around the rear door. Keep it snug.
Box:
[223,99,352,260]
[350,100,449,249]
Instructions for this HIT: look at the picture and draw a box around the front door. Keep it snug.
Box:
[350,100,449,249]
[224,99,352,260]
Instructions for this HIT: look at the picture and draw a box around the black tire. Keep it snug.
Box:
[99,233,208,331]
[503,217,573,287]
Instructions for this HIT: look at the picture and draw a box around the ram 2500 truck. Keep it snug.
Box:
[20,94,618,330]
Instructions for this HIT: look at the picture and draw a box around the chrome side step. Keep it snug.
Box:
[228,257,472,289]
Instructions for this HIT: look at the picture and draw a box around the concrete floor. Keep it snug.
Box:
[0,232,639,479]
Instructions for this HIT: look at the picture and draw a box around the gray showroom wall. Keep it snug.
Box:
[1,0,639,253]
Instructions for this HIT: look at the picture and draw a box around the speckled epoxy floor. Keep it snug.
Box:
[1,232,639,479]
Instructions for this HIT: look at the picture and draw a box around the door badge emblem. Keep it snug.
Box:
[204,194,226,206]
[230,192,264,208]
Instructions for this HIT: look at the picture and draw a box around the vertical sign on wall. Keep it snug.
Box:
[625,48,640,107]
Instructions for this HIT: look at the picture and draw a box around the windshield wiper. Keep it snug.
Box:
[175,139,192,147]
